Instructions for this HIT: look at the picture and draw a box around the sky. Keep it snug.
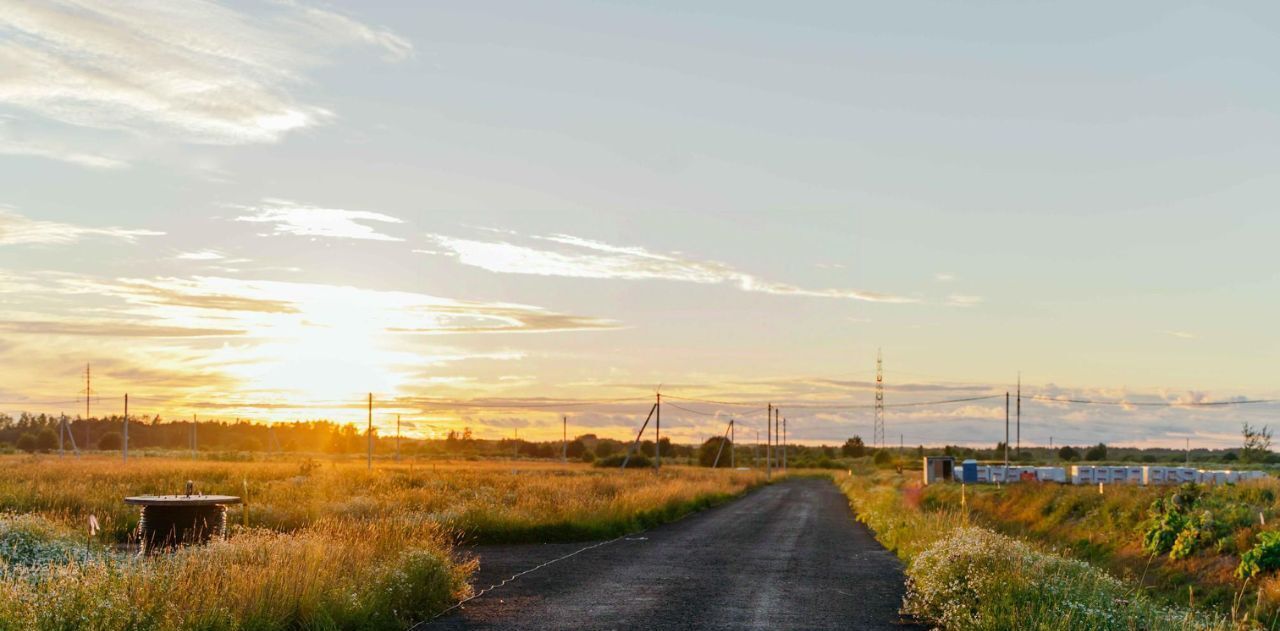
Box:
[0,1,1277,448]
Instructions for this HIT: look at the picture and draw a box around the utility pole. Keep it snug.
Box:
[782,417,787,471]
[1016,373,1021,459]
[123,393,128,463]
[730,419,735,468]
[655,392,661,470]
[766,404,773,479]
[367,393,373,470]
[874,349,885,451]
[84,363,91,449]
[562,415,568,463]
[1004,392,1010,468]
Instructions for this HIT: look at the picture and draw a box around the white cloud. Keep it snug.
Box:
[945,294,983,307]
[935,272,955,282]
[0,207,162,245]
[234,199,404,241]
[176,250,225,261]
[0,1,412,146]
[426,232,916,303]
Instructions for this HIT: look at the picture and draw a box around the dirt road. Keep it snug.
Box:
[423,478,919,630]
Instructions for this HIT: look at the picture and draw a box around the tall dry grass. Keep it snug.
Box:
[0,455,764,543]
[0,455,765,629]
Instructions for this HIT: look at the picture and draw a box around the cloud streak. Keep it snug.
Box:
[427,232,916,303]
[0,207,162,245]
[0,0,411,146]
[234,199,404,241]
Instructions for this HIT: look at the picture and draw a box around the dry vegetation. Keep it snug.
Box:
[922,476,1280,626]
[840,469,1230,630]
[0,454,765,630]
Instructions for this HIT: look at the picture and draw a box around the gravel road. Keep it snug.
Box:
[423,478,921,630]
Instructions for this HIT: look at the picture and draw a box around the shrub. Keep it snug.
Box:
[1239,530,1280,579]
[873,450,892,466]
[34,429,58,452]
[594,453,652,468]
[14,434,36,453]
[907,526,1221,630]
[97,432,122,450]
[698,437,732,467]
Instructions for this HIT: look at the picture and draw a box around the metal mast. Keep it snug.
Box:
[874,349,885,450]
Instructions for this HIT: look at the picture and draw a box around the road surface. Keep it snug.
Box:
[423,478,920,630]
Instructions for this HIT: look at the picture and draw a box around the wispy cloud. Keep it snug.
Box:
[176,250,225,261]
[0,128,129,169]
[945,294,982,307]
[3,272,616,337]
[0,320,242,338]
[0,207,162,245]
[234,199,403,241]
[0,1,411,147]
[426,232,916,303]
[935,272,955,282]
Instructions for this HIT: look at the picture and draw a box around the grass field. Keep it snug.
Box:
[921,476,1280,627]
[839,470,1232,630]
[0,453,766,630]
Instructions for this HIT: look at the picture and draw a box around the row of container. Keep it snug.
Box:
[923,457,1270,486]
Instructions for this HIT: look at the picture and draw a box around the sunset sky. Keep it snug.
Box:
[1,1,1277,447]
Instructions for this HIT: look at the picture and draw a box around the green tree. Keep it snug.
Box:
[1058,445,1079,461]
[698,437,733,467]
[1241,423,1273,464]
[842,436,866,458]
[16,433,37,453]
[1085,443,1108,461]
[35,427,59,452]
[97,431,122,451]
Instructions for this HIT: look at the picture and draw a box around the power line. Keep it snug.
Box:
[1027,395,1280,407]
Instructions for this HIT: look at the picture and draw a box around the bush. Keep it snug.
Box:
[698,437,732,467]
[907,526,1220,630]
[1057,446,1079,461]
[1239,530,1280,579]
[35,428,59,452]
[594,453,652,469]
[15,434,36,453]
[97,432,122,451]
[873,450,893,466]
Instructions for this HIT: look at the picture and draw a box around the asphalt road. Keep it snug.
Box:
[424,478,920,630]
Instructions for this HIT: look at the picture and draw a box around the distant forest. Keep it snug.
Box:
[0,413,1267,466]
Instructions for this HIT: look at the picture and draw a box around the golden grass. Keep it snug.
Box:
[0,454,766,629]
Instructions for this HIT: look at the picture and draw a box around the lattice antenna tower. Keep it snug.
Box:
[874,349,885,450]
